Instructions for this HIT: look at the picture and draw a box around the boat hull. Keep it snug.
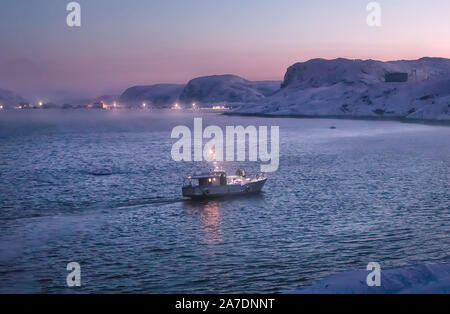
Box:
[182,178,267,199]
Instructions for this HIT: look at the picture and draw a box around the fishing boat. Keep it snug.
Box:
[182,168,267,199]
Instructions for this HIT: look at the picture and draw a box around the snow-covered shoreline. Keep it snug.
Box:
[288,263,450,294]
[223,111,450,126]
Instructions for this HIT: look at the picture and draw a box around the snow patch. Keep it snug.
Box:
[288,263,450,294]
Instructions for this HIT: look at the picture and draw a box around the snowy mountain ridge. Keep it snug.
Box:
[2,57,450,121]
[118,75,281,108]
[233,57,450,121]
[120,84,185,107]
[179,74,281,104]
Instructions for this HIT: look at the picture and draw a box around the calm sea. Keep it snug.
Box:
[0,110,448,293]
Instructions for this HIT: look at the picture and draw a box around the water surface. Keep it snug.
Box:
[0,110,448,293]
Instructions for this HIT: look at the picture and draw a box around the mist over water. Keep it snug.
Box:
[0,110,449,293]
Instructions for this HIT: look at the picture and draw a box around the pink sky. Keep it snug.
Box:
[1,0,449,100]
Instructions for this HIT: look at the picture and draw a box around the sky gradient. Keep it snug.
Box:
[1,0,450,100]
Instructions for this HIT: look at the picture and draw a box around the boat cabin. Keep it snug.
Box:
[186,171,227,187]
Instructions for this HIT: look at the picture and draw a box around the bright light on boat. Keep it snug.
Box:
[142,103,146,107]
[212,105,229,110]
[38,101,43,107]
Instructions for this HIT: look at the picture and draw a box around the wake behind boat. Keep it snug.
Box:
[182,168,267,199]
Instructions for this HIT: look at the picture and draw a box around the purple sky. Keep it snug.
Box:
[1,0,449,101]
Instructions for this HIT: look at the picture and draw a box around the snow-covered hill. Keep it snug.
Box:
[119,84,185,107]
[233,58,450,121]
[179,74,281,105]
[0,88,28,109]
[288,263,450,294]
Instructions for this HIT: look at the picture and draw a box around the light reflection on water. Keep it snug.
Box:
[183,200,224,245]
